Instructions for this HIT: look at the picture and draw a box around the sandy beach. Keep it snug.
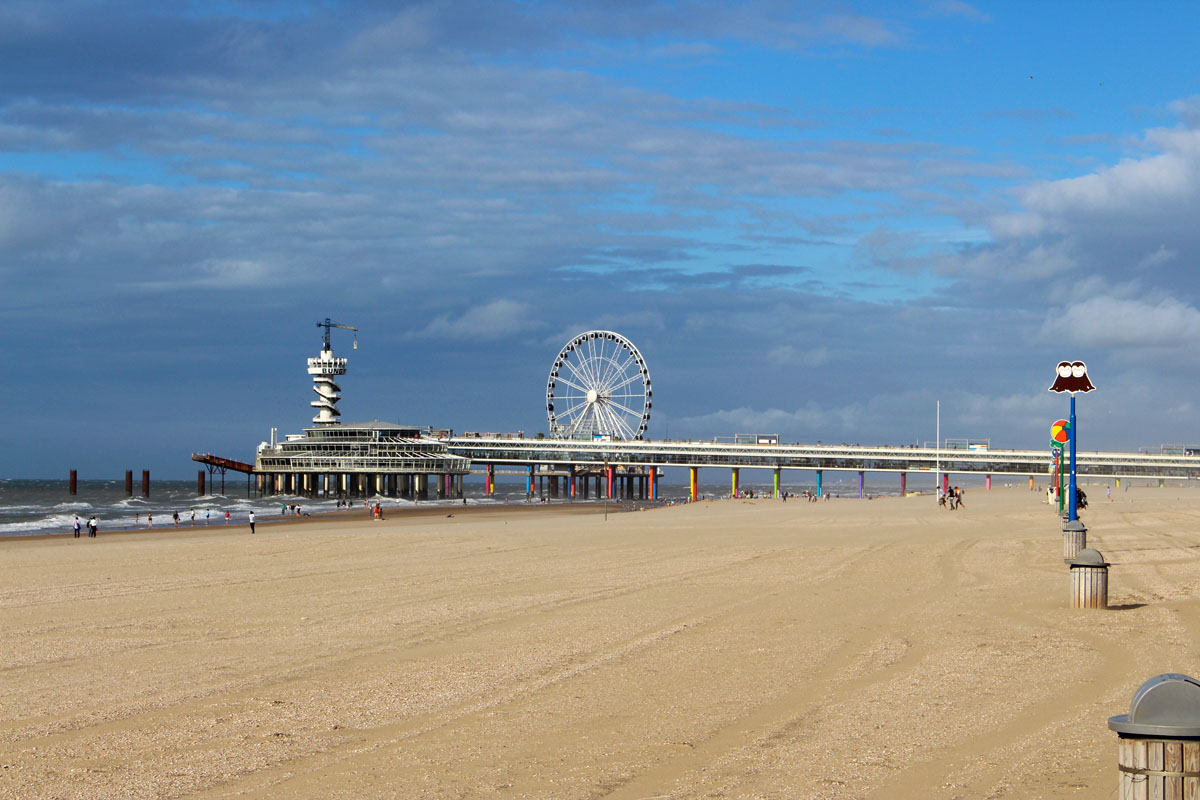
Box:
[3,485,1199,799]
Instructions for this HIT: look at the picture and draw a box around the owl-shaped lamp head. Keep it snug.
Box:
[1049,361,1096,393]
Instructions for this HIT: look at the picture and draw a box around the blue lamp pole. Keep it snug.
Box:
[1068,394,1078,522]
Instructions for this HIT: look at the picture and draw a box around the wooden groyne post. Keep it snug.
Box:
[1109,673,1200,799]
[69,470,77,495]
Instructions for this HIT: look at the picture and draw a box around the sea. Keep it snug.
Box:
[0,474,921,538]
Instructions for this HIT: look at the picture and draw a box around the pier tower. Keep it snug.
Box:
[307,318,357,425]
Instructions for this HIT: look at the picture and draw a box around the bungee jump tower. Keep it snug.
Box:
[253,319,471,499]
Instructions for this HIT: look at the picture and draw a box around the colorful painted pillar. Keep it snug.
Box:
[689,467,698,501]
[816,470,823,498]
[486,464,495,495]
[526,465,533,496]
[607,465,614,499]
[569,468,576,499]
[900,472,906,495]
[858,471,864,499]
[943,474,950,494]
[1160,478,1166,488]
[1116,477,1121,489]
[650,468,658,500]
[773,467,781,498]
[986,474,992,491]
[731,468,739,497]
[1029,475,1034,490]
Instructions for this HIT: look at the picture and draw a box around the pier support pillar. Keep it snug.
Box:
[774,468,781,499]
[1115,477,1121,489]
[900,472,906,495]
[550,476,559,499]
[487,464,495,495]
[859,471,865,499]
[526,466,534,497]
[1160,478,1166,488]
[607,466,614,499]
[689,467,698,501]
[943,474,950,494]
[649,469,657,500]
[816,470,823,499]
[986,474,992,491]
[730,468,739,497]
[1029,475,1034,491]
[142,469,150,498]
[197,470,205,496]
[126,470,133,497]
[569,469,576,499]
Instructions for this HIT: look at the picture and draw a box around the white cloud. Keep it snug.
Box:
[415,299,545,340]
[1042,295,1200,348]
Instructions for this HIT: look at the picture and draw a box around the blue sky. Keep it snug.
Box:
[5,0,1200,478]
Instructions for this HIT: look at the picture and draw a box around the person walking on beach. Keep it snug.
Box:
[954,487,965,510]
[87,516,97,537]
[248,510,256,534]
[224,510,230,525]
[172,510,180,527]
[205,509,210,525]
[73,516,82,538]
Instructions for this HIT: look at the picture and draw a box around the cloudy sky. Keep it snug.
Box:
[5,0,1200,478]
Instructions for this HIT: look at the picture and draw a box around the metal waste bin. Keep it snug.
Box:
[1068,547,1108,609]
[1109,673,1200,799]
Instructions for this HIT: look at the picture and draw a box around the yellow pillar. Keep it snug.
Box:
[731,468,739,497]
[690,467,698,501]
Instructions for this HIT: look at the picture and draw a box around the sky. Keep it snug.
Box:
[5,0,1200,478]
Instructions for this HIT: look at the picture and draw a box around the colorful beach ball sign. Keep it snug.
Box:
[1051,419,1070,445]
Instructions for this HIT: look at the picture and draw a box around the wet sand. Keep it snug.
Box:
[2,485,1198,798]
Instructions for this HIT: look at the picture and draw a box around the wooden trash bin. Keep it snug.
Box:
[1069,547,1108,609]
[1063,521,1087,562]
[1109,674,1200,799]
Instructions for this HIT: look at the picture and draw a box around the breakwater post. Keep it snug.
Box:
[197,470,205,495]
[142,469,150,498]
[125,470,133,496]
[69,469,77,495]
[1109,674,1200,798]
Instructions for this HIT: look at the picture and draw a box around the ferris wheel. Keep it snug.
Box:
[546,331,652,440]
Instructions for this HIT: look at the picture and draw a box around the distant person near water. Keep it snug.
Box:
[172,510,180,527]
[248,511,256,534]
[73,516,82,538]
[224,510,230,524]
[87,516,97,537]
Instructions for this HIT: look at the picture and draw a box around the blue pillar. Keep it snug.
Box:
[1068,394,1078,522]
[526,465,533,496]
[816,470,823,498]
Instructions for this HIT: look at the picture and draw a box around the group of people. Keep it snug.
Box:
[72,516,98,537]
[938,485,966,510]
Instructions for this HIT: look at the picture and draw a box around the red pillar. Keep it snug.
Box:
[900,472,906,495]
[986,474,992,491]
[607,466,614,498]
[943,473,949,494]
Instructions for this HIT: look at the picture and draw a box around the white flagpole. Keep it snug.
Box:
[935,400,940,502]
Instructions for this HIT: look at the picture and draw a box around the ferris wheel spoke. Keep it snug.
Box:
[560,358,593,390]
[604,398,640,418]
[597,355,624,392]
[607,372,643,393]
[582,338,602,386]
[608,407,636,440]
[559,397,590,419]
[554,374,590,395]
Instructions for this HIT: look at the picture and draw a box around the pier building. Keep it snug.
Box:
[250,321,470,499]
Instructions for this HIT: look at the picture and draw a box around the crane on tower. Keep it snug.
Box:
[317,317,358,350]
